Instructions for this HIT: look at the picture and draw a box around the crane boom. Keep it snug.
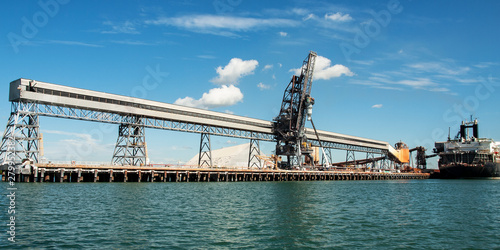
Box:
[295,51,317,132]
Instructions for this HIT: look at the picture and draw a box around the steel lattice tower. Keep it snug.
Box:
[248,138,262,169]
[198,126,212,168]
[111,116,146,166]
[0,102,40,165]
[345,150,355,167]
[366,152,375,169]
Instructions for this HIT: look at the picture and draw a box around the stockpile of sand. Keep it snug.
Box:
[186,143,262,169]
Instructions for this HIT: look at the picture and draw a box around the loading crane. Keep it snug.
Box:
[272,51,413,170]
[0,52,418,170]
[273,51,324,169]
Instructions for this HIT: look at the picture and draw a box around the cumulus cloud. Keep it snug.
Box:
[174,85,243,109]
[290,55,354,80]
[325,12,353,22]
[371,104,383,108]
[257,82,271,90]
[211,58,258,85]
[279,31,288,37]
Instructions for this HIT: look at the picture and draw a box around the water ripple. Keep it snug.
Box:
[0,180,499,249]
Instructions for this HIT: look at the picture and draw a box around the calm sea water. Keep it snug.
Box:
[1,179,499,249]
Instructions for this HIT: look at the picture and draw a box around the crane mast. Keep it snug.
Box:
[273,51,317,169]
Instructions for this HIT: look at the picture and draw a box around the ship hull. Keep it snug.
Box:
[439,162,500,179]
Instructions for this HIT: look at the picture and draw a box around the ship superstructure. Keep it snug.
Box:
[434,119,500,178]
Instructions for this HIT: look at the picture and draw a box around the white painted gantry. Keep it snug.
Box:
[1,78,402,166]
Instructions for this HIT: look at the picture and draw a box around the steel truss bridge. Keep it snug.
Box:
[1,78,402,169]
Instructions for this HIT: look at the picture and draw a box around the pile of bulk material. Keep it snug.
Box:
[186,143,264,169]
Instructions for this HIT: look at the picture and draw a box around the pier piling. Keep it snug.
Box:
[6,163,430,183]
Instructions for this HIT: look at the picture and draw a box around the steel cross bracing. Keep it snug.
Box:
[346,150,355,167]
[248,138,262,169]
[0,101,389,165]
[308,138,387,154]
[366,152,375,169]
[6,78,392,150]
[0,102,40,164]
[111,116,147,166]
[321,148,333,166]
[198,126,213,168]
[1,78,404,168]
[17,102,275,141]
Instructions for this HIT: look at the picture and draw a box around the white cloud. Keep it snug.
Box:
[303,14,317,21]
[351,60,374,66]
[436,74,480,84]
[473,62,499,68]
[291,8,309,16]
[102,21,140,34]
[197,55,216,59]
[41,40,102,47]
[408,62,470,75]
[41,130,113,162]
[325,12,353,22]
[397,78,437,88]
[279,31,288,37]
[430,87,450,92]
[174,85,243,109]
[314,56,355,80]
[211,58,258,85]
[145,15,298,36]
[257,82,271,90]
[362,72,454,92]
[372,104,383,108]
[263,64,273,71]
[110,40,159,46]
[290,55,354,80]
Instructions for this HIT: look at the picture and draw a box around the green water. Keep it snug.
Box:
[1,179,499,249]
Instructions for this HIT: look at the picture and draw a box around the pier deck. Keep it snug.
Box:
[4,163,429,183]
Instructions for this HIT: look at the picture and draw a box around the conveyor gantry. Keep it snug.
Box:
[0,78,404,167]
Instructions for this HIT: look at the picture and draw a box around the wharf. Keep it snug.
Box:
[3,163,430,183]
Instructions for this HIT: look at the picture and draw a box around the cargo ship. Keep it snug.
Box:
[434,119,500,178]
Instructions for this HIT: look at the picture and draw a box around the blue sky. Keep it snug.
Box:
[1,0,499,167]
